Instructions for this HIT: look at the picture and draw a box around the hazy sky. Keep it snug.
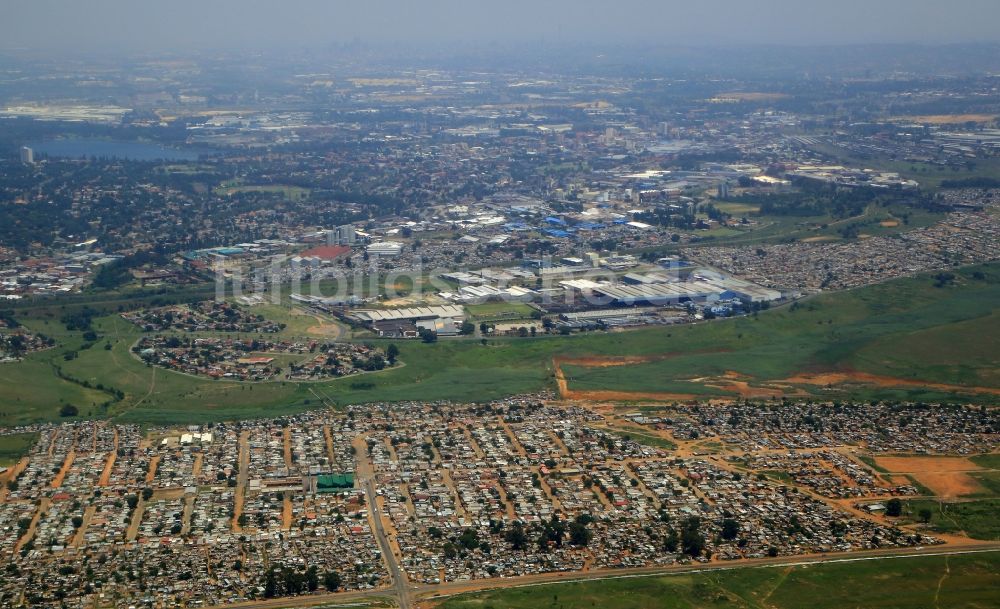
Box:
[4,0,1000,53]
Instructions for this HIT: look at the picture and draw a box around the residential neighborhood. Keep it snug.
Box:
[0,394,993,608]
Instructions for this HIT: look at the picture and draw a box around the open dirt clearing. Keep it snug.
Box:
[552,356,697,401]
[784,371,1000,397]
[875,456,988,498]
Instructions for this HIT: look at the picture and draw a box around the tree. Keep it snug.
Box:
[569,521,592,547]
[419,328,437,343]
[682,527,705,557]
[59,404,79,418]
[886,498,903,517]
[663,528,679,553]
[720,518,740,541]
[458,528,480,550]
[505,521,528,551]
[305,565,319,592]
[918,508,933,524]
[459,320,475,335]
[385,343,399,364]
[681,516,705,557]
[263,568,279,598]
[323,570,341,591]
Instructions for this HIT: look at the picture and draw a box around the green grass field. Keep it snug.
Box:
[713,201,761,215]
[896,453,1000,542]
[250,303,347,339]
[466,302,537,321]
[902,499,1000,541]
[561,264,1000,401]
[969,455,1000,496]
[438,552,1000,609]
[689,200,945,251]
[0,346,114,425]
[0,432,38,466]
[214,181,310,200]
[1,263,998,425]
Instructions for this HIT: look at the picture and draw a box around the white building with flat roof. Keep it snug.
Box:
[366,241,403,257]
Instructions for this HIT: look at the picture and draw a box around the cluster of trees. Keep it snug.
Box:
[0,310,20,328]
[633,207,697,229]
[492,514,594,553]
[351,354,387,371]
[261,564,341,598]
[660,515,707,558]
[92,249,171,290]
[61,307,99,332]
[939,177,1000,189]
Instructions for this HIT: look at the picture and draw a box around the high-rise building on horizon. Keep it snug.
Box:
[20,146,34,164]
[718,181,730,199]
[328,224,357,246]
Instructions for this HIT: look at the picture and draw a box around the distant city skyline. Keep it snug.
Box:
[3,0,1000,54]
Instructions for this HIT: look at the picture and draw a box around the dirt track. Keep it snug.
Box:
[553,353,1000,402]
[784,371,1000,396]
[552,356,697,401]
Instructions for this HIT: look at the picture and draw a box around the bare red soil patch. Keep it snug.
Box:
[875,456,987,498]
[784,371,1000,396]
[552,355,699,401]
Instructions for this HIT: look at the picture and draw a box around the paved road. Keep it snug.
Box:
[363,478,411,609]
[353,434,411,609]
[420,543,1000,601]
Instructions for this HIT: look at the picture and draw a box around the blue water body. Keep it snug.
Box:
[28,139,209,161]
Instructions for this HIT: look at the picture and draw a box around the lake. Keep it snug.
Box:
[28,139,210,161]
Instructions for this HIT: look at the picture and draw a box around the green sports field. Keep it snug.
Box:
[437,552,1000,609]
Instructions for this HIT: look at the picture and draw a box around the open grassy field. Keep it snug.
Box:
[0,432,38,466]
[0,347,114,425]
[854,309,1000,387]
[250,303,346,339]
[0,263,998,424]
[902,498,1000,541]
[436,552,1000,609]
[684,199,944,251]
[803,141,1000,190]
[214,181,310,200]
[713,201,761,215]
[891,114,997,125]
[969,454,1000,496]
[559,264,1000,402]
[465,302,537,321]
[892,453,1000,541]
